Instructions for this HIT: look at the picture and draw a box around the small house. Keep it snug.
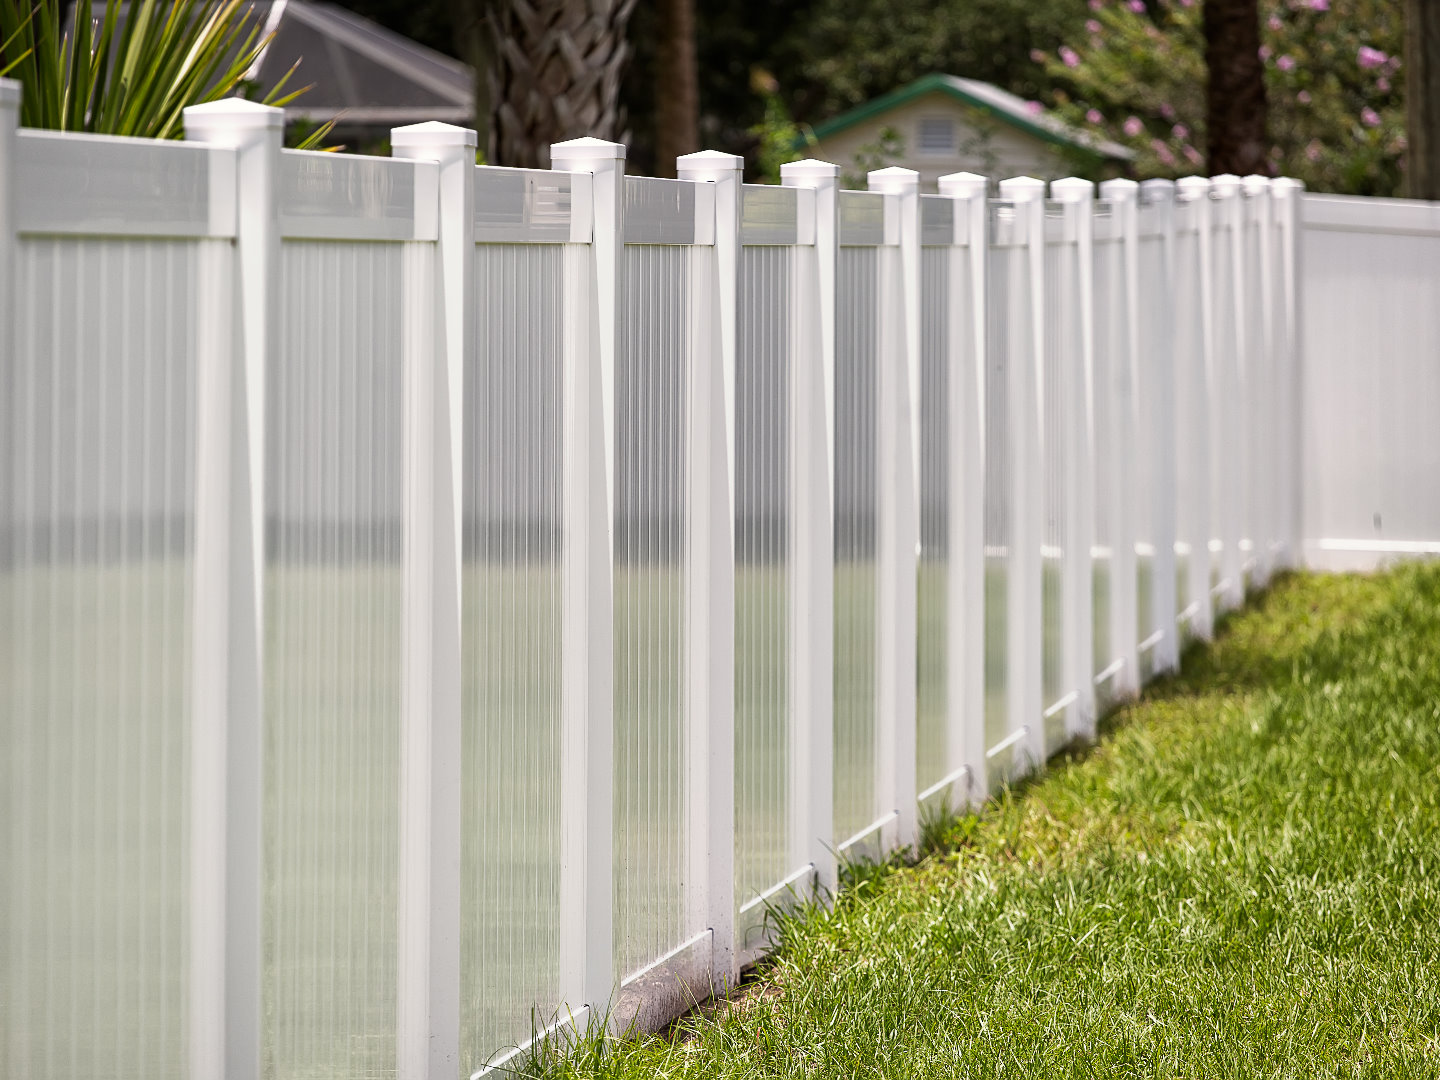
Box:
[808,73,1133,190]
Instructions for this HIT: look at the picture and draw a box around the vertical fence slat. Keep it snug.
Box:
[676,150,741,993]
[1209,175,1245,612]
[780,159,840,899]
[182,99,281,1080]
[390,122,475,1080]
[547,138,624,1028]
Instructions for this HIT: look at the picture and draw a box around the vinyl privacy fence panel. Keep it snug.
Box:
[0,78,1322,1079]
[1297,193,1440,569]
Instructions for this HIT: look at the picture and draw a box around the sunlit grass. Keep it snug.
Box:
[514,565,1440,1077]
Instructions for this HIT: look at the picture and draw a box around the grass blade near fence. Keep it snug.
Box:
[517,567,1440,1078]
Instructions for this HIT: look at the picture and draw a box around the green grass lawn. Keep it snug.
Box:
[523,565,1440,1078]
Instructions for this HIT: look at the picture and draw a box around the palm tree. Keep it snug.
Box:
[1405,0,1439,199]
[1203,0,1270,175]
[479,0,639,169]
[653,0,698,176]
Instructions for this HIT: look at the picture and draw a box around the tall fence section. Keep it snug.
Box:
[0,82,1319,1079]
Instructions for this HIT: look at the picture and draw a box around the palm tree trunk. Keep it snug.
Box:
[1406,0,1440,199]
[1204,0,1270,175]
[653,0,699,176]
[487,0,639,169]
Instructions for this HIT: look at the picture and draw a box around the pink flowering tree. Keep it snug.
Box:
[1033,0,1406,194]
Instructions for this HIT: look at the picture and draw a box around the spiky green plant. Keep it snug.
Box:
[0,0,329,144]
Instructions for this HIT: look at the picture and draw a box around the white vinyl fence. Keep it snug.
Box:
[1298,193,1440,569]
[0,81,1315,1080]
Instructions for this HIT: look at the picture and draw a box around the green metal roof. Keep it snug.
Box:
[809,73,1134,162]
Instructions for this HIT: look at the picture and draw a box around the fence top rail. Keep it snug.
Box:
[987,200,1028,248]
[280,147,438,242]
[476,164,592,244]
[741,183,815,246]
[920,194,967,247]
[624,174,715,245]
[13,127,235,239]
[1301,192,1440,237]
[839,189,895,247]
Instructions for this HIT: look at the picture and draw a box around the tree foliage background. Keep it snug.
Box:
[336,0,1408,193]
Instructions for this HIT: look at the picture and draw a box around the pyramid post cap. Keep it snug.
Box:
[1100,177,1139,201]
[391,120,477,147]
[1175,175,1212,200]
[781,158,841,178]
[1050,176,1096,202]
[183,96,284,133]
[938,171,988,197]
[550,137,626,163]
[677,149,743,165]
[999,175,1046,200]
[1241,173,1273,194]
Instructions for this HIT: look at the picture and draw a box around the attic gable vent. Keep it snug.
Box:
[918,115,955,154]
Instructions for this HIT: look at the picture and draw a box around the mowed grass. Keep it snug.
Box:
[520,565,1440,1078]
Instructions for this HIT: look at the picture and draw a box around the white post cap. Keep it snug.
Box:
[1099,177,1139,202]
[391,121,477,155]
[1175,175,1212,201]
[1210,174,1242,197]
[999,175,1046,200]
[938,171,987,198]
[1241,173,1272,195]
[782,158,841,186]
[1140,177,1176,203]
[1050,176,1096,202]
[677,149,743,181]
[550,136,625,168]
[183,97,284,142]
[866,165,919,193]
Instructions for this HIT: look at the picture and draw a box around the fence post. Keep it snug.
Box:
[781,158,839,896]
[1097,179,1141,698]
[937,171,989,806]
[1209,175,1244,611]
[1271,177,1305,570]
[1175,176,1215,642]
[1244,175,1280,585]
[1050,178,1097,739]
[1139,179,1179,674]
[181,98,280,1080]
[999,176,1047,772]
[389,122,475,1080]
[867,166,920,851]
[548,137,624,1025]
[677,150,741,992]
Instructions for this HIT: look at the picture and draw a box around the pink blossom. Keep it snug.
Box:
[1172,123,1189,139]
[1087,108,1104,124]
[1160,102,1176,121]
[1183,145,1203,165]
[1269,14,1283,30]
[1060,45,1081,68]
[1179,0,1193,6]
[1393,135,1408,151]
[1128,0,1145,11]
[1259,45,1273,61]
[1086,18,1102,33]
[1030,48,1047,63]
[1361,107,1381,127]
[1305,140,1322,162]
[1309,0,1329,10]
[1025,100,1044,116]
[1377,76,1391,92]
[1153,141,1176,166]
[1089,0,1103,10]
[1297,90,1312,104]
[1124,116,1144,137]
[1277,55,1295,71]
[1358,46,1388,69]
